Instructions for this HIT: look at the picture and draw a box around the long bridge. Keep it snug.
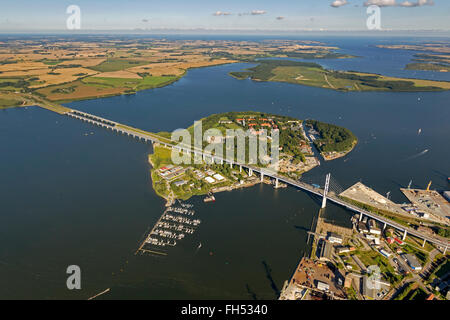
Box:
[50,106,450,251]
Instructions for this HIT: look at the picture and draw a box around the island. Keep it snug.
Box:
[148,111,357,204]
[229,60,450,92]
[377,44,450,73]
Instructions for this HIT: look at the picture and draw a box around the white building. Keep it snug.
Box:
[213,174,225,181]
[205,176,215,184]
[327,233,343,244]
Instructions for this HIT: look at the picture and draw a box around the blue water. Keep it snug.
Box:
[1,35,449,299]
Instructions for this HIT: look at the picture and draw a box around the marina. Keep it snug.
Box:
[136,201,201,255]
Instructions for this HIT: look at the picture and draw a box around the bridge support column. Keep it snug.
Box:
[260,172,264,183]
[383,223,387,230]
[239,165,242,173]
[402,230,407,241]
[249,168,253,177]
[220,159,223,165]
[321,173,331,209]
[359,213,363,222]
[444,246,447,255]
[229,162,233,168]
[275,178,279,188]
[422,239,426,248]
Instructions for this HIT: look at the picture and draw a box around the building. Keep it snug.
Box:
[369,226,381,235]
[358,222,369,233]
[402,253,422,271]
[205,176,215,184]
[379,249,391,258]
[335,246,356,255]
[213,174,225,181]
[174,180,187,187]
[318,241,333,261]
[316,281,330,292]
[327,232,343,244]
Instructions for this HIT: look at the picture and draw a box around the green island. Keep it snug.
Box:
[148,111,357,204]
[405,53,450,72]
[406,63,450,73]
[229,60,450,92]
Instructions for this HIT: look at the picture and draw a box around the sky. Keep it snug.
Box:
[0,0,449,32]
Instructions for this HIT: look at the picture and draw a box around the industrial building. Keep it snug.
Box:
[327,232,343,244]
[317,239,333,261]
[402,253,422,271]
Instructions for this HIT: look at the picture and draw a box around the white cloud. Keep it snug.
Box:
[213,11,232,16]
[364,0,396,6]
[399,0,434,7]
[364,0,434,6]
[238,10,267,16]
[331,0,349,8]
[251,10,267,15]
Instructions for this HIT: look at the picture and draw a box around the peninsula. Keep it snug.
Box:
[229,60,450,92]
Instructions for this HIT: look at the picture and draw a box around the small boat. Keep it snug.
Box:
[204,192,215,203]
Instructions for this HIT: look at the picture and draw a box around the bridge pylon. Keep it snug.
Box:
[321,173,331,209]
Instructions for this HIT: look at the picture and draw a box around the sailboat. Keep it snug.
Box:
[418,128,422,135]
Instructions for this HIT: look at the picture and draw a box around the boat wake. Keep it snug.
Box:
[403,149,429,161]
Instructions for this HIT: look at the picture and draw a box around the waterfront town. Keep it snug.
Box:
[279,194,450,300]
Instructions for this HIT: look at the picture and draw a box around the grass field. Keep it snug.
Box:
[82,75,178,91]
[230,60,450,92]
[88,59,150,72]
[0,98,22,108]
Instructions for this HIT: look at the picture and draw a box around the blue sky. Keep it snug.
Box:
[0,0,449,32]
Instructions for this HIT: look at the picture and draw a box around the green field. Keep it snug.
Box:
[406,62,450,72]
[230,60,450,92]
[0,98,22,108]
[88,59,150,72]
[82,75,178,91]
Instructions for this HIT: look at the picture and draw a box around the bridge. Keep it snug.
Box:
[54,107,450,251]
